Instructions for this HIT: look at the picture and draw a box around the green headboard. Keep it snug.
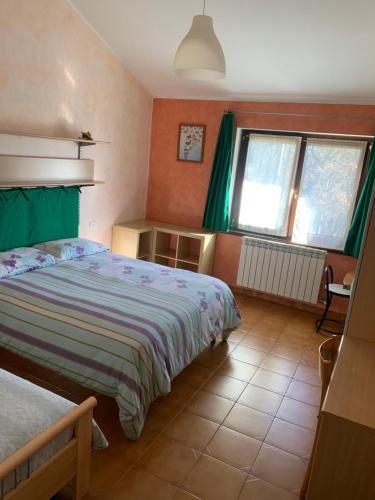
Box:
[0,187,80,251]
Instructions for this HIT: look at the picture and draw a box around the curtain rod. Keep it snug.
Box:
[226,109,375,122]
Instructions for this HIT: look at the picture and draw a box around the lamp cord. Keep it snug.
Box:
[203,0,206,14]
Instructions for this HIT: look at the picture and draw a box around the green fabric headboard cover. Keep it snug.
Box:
[0,187,80,251]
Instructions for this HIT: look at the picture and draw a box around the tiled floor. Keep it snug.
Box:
[1,293,327,499]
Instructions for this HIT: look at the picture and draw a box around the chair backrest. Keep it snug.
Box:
[323,265,334,306]
[324,265,334,289]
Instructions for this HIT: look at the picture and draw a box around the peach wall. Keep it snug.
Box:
[147,99,375,312]
[0,0,152,246]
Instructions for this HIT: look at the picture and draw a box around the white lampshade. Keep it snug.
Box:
[173,15,226,80]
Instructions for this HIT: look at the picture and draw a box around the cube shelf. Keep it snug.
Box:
[112,220,216,275]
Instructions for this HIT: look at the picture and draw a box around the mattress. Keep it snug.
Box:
[0,368,107,497]
[0,251,241,439]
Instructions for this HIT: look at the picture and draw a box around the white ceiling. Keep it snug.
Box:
[70,0,375,103]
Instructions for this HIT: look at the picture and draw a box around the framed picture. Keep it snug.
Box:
[177,124,206,163]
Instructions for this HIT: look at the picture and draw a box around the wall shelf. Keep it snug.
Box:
[0,129,110,145]
[0,156,104,189]
[0,180,104,188]
[0,130,111,159]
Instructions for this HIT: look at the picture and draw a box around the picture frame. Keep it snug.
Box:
[177,124,206,163]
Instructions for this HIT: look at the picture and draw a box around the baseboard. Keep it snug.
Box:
[230,285,346,321]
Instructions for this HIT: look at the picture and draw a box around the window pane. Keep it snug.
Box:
[238,134,301,236]
[292,139,366,250]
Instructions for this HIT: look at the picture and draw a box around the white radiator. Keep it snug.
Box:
[237,237,327,304]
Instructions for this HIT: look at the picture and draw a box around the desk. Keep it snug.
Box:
[306,336,375,499]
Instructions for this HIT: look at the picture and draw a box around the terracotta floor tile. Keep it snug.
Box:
[286,380,321,407]
[163,380,198,410]
[140,436,201,486]
[239,333,275,352]
[89,447,133,497]
[294,365,321,387]
[218,358,258,382]
[223,403,273,440]
[239,476,297,500]
[308,333,329,350]
[195,341,235,369]
[173,489,202,499]
[238,384,283,415]
[183,454,247,500]
[300,349,319,368]
[176,363,213,387]
[144,399,180,434]
[277,333,309,348]
[251,444,307,494]
[265,418,315,458]
[205,426,261,471]
[186,390,234,423]
[228,329,247,343]
[230,345,266,366]
[251,368,292,394]
[260,354,298,377]
[203,373,247,401]
[277,398,319,431]
[164,411,219,450]
[247,323,281,341]
[109,466,177,500]
[269,343,303,362]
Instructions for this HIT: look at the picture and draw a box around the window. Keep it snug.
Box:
[231,130,369,251]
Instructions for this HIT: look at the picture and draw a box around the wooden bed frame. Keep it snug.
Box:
[0,396,97,500]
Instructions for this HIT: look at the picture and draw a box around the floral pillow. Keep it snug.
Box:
[33,238,109,262]
[0,248,56,279]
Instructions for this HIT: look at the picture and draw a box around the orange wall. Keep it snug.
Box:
[0,0,152,246]
[147,99,375,312]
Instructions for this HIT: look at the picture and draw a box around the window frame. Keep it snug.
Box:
[229,128,371,253]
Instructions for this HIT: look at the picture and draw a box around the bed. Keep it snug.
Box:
[0,249,241,440]
[0,369,107,500]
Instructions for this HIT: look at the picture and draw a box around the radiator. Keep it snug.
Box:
[237,237,327,304]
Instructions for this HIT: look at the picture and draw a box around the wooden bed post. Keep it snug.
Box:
[72,406,94,500]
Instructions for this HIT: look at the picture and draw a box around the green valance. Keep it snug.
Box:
[0,187,79,251]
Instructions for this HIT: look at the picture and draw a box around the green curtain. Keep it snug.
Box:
[0,189,29,250]
[202,112,235,232]
[344,140,375,258]
[0,186,80,251]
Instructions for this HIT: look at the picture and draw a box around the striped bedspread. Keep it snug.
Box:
[0,252,241,439]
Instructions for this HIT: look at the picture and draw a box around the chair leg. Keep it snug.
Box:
[316,292,332,333]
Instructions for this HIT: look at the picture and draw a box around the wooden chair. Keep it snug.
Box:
[300,336,341,499]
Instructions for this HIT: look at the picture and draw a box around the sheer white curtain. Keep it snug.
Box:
[292,139,366,250]
[238,134,301,237]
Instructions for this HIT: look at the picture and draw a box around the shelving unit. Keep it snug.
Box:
[0,156,104,189]
[0,130,110,188]
[112,220,216,275]
[0,129,110,159]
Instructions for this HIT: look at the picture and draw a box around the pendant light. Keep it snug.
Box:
[173,0,226,80]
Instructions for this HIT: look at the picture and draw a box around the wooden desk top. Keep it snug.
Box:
[323,335,375,429]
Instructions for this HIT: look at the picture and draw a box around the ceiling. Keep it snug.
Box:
[70,0,375,103]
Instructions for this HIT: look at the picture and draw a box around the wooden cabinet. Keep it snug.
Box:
[304,188,375,499]
[112,220,216,275]
[306,337,375,500]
